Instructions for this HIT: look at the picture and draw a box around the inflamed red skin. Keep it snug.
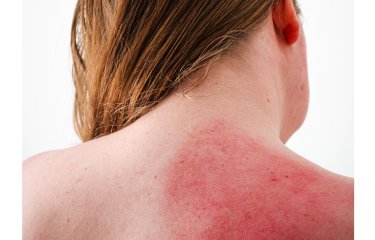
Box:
[162,121,353,240]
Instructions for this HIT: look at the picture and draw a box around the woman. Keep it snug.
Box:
[23,0,354,239]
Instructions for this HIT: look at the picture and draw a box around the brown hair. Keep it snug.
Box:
[71,0,300,142]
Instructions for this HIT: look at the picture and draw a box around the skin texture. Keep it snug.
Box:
[23,0,354,239]
[162,121,353,240]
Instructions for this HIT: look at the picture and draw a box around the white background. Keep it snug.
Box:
[23,0,353,177]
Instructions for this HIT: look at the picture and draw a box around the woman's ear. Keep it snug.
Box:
[272,0,300,45]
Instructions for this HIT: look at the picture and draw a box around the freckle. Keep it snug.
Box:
[84,167,87,171]
[154,175,158,179]
[75,178,82,183]
[180,160,185,164]
[301,84,304,90]
[67,218,70,223]
[267,98,270,103]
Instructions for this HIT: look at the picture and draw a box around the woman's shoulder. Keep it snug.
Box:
[22,125,354,239]
[23,148,70,239]
[22,139,131,239]
[161,137,354,239]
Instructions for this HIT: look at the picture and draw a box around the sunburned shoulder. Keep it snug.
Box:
[159,121,354,239]
[22,121,354,239]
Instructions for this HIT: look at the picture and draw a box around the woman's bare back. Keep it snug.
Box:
[23,120,353,240]
[23,0,354,238]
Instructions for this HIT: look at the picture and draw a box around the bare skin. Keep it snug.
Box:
[23,1,353,239]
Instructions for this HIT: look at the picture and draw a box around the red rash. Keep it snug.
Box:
[162,121,343,239]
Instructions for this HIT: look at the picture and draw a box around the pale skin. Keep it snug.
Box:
[23,0,353,239]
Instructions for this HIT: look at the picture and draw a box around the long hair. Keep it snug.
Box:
[71,0,299,142]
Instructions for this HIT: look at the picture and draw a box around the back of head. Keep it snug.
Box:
[71,0,299,142]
